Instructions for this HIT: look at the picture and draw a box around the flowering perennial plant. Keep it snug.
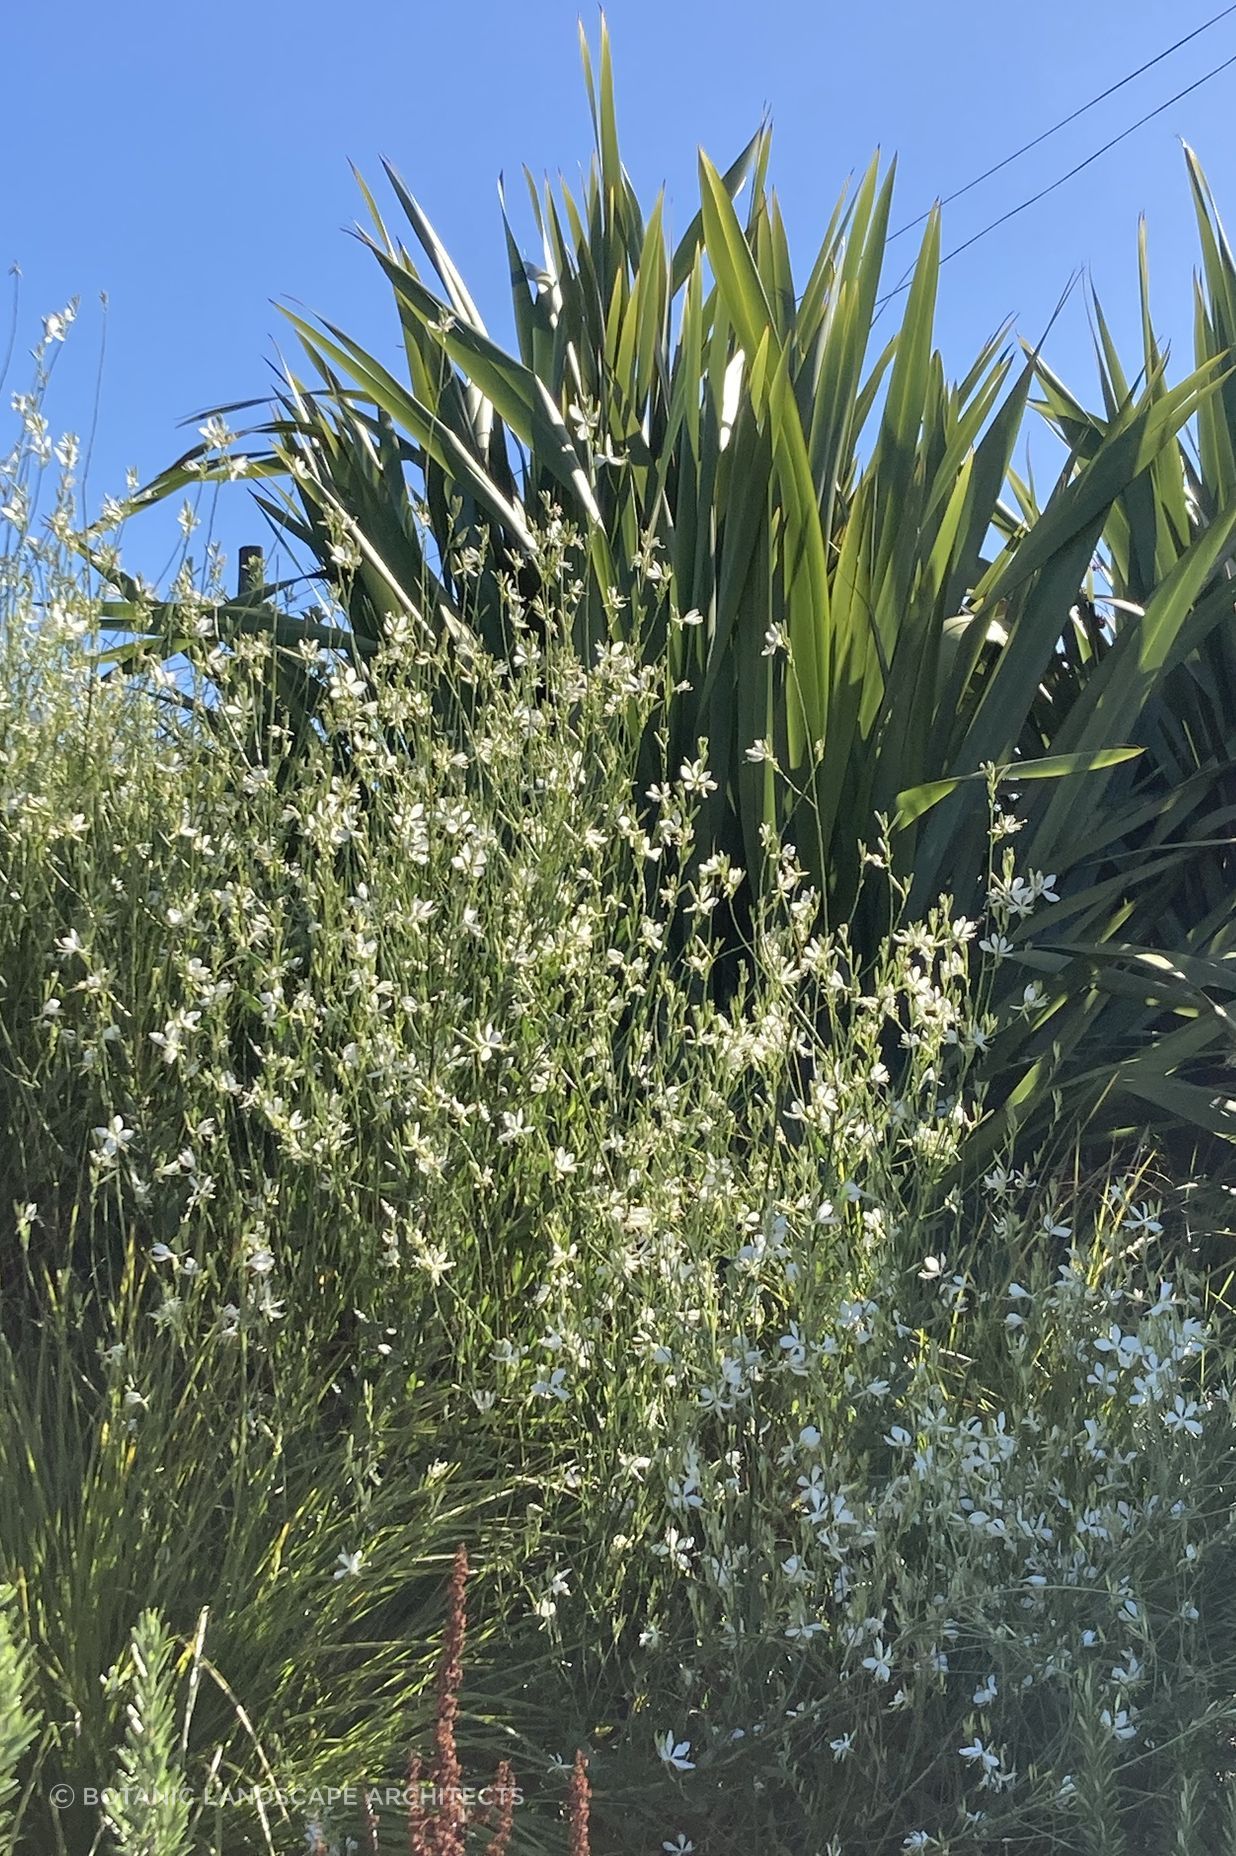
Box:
[2,353,1236,1854]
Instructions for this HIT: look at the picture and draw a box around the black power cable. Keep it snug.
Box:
[876,42,1236,310]
[888,2,1236,243]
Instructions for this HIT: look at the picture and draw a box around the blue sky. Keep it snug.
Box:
[7,0,1236,589]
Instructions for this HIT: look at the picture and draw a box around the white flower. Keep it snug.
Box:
[255,1284,285,1324]
[861,1639,893,1683]
[1163,1395,1203,1438]
[959,1738,1000,1772]
[1015,981,1046,1018]
[1099,1706,1137,1741]
[413,1242,455,1284]
[677,757,717,797]
[333,1549,364,1579]
[92,1116,135,1160]
[652,1528,695,1573]
[1110,1650,1142,1686]
[149,1243,178,1265]
[662,1838,695,1854]
[655,1732,695,1773]
[785,1617,825,1642]
[567,399,597,438]
[1094,1323,1142,1368]
[972,1675,998,1706]
[470,1020,504,1062]
[829,1732,854,1761]
[1122,1201,1164,1238]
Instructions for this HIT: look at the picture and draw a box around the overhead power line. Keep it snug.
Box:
[889,2,1236,242]
[876,40,1236,310]
[938,47,1236,269]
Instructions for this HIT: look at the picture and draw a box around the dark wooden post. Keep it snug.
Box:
[238,544,264,599]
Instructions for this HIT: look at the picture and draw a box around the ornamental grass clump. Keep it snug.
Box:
[4,344,1236,1851]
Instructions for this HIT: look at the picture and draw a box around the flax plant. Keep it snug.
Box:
[100,21,1236,1161]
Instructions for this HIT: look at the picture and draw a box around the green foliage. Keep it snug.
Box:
[102,1613,194,1856]
[5,386,1236,1852]
[107,23,1236,1164]
[0,1588,40,1854]
[9,29,1236,1851]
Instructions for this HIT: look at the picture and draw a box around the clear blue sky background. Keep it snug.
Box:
[7,0,1236,589]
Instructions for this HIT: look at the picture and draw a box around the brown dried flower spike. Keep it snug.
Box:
[566,1749,591,1856]
[406,1544,590,1854]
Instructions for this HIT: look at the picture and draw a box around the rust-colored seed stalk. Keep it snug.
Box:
[566,1749,591,1856]
[433,1543,469,1856]
[407,1752,432,1856]
[404,1545,557,1855]
[487,1758,518,1856]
